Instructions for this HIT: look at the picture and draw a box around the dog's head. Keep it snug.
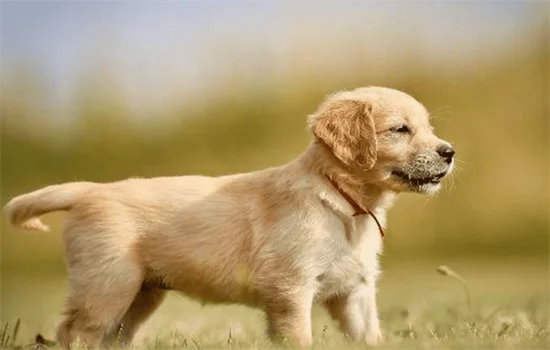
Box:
[308,86,454,194]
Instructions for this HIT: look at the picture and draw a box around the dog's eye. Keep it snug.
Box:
[391,125,410,133]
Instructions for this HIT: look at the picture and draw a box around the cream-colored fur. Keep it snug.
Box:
[4,86,454,349]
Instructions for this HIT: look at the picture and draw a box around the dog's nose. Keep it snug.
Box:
[436,144,455,163]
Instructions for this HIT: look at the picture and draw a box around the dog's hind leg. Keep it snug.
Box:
[56,256,143,349]
[101,286,167,347]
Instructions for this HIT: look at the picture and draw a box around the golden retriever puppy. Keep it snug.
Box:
[4,86,455,349]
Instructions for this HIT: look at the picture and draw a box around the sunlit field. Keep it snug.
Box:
[2,256,548,349]
[1,2,549,350]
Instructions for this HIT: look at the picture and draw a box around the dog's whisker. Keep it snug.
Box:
[429,105,453,119]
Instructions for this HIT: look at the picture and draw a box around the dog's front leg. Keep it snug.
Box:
[361,277,383,345]
[265,288,315,348]
[324,280,382,345]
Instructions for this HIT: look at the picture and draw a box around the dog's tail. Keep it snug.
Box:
[3,182,97,232]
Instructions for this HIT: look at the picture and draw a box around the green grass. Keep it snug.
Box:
[1,257,548,349]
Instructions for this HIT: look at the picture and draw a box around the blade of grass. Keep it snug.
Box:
[1,322,9,347]
[436,265,472,310]
[11,318,20,347]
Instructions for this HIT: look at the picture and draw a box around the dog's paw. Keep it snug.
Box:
[365,329,384,346]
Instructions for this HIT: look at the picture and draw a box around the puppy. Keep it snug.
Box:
[4,86,454,349]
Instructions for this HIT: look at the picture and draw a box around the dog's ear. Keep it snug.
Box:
[309,99,377,169]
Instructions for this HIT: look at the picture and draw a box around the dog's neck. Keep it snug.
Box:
[299,142,395,213]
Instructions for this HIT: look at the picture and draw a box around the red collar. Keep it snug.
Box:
[325,175,385,238]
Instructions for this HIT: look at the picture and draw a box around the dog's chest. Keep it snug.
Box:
[315,214,383,301]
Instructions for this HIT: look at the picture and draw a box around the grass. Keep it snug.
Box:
[1,257,548,349]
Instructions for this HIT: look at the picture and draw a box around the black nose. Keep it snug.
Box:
[437,144,455,163]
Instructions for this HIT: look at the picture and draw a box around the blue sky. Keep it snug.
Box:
[1,1,542,117]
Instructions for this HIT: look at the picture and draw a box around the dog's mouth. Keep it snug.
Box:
[391,170,447,186]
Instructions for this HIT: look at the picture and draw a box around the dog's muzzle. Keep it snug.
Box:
[391,169,448,186]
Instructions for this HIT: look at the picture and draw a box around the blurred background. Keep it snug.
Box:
[1,1,548,344]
